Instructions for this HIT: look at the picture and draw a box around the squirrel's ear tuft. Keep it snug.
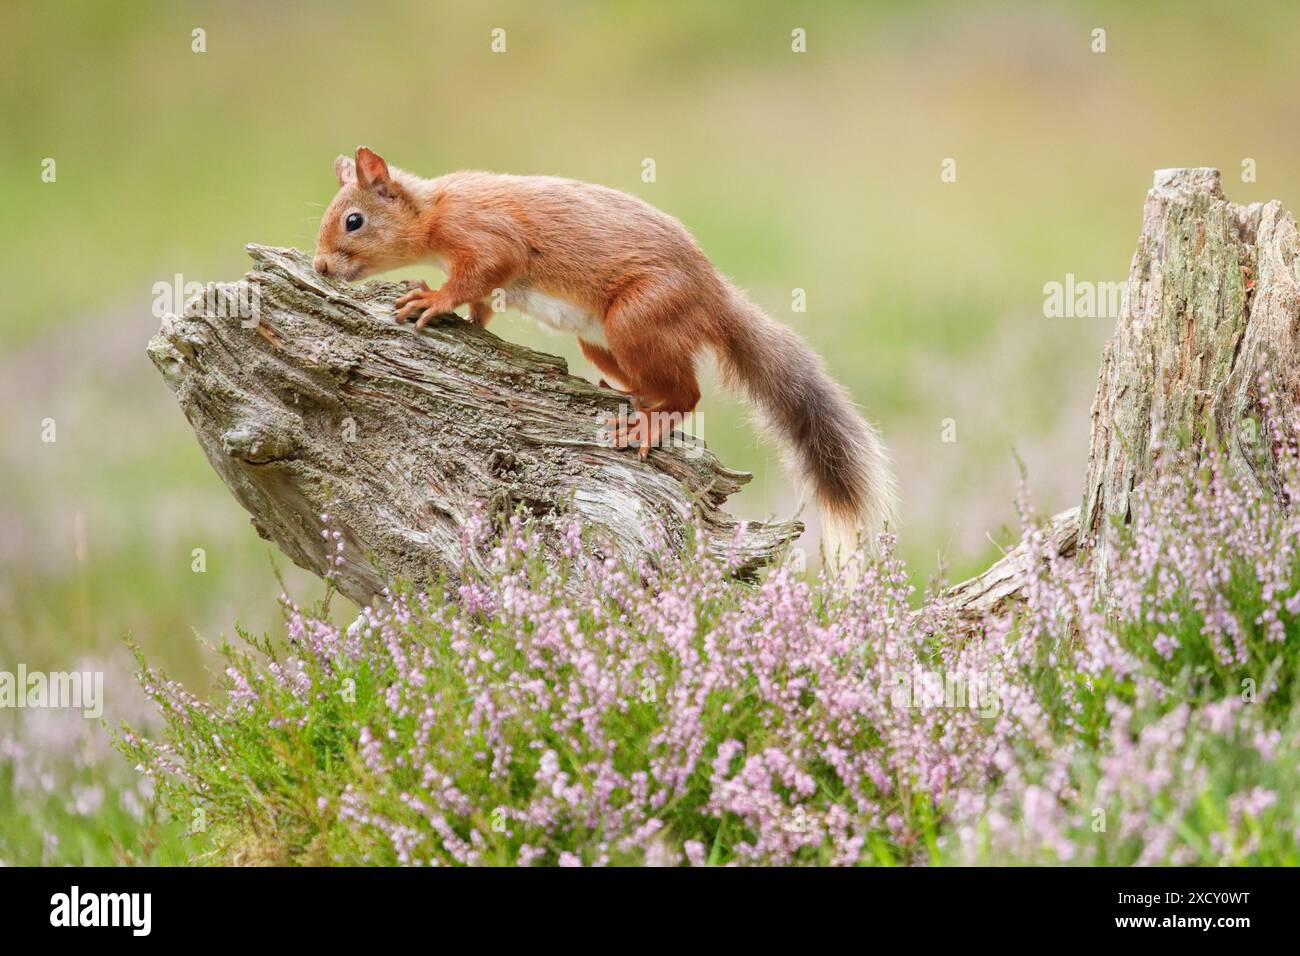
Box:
[334,154,357,187]
[355,146,392,196]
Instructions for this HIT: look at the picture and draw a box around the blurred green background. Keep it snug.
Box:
[3,0,1299,863]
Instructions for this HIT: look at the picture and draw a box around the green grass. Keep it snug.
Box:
[0,761,194,866]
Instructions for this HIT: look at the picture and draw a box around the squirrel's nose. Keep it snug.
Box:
[313,256,330,276]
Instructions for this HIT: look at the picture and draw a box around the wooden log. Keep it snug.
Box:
[147,244,801,607]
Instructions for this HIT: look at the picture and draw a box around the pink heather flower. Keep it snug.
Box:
[132,409,1300,866]
[1228,787,1277,824]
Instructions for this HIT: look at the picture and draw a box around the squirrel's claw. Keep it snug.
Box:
[603,411,658,459]
[394,283,465,329]
[468,300,493,327]
[394,287,436,323]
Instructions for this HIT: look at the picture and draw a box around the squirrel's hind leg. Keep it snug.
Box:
[579,339,633,394]
[601,297,703,458]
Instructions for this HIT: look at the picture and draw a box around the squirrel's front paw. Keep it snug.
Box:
[394,282,432,322]
[394,283,451,329]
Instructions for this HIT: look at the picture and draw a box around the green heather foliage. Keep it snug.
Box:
[123,447,1300,866]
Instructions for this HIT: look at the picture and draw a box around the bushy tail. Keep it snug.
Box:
[715,287,897,563]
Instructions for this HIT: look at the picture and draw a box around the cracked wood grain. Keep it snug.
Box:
[148,244,801,607]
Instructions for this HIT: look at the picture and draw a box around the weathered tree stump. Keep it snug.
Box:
[949,167,1300,617]
[1080,167,1300,584]
[148,245,801,607]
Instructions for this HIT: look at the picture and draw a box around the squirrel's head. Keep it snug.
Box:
[314,147,424,281]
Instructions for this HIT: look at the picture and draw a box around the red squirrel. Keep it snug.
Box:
[314,147,896,557]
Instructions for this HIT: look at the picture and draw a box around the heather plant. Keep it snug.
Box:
[1107,455,1300,717]
[952,696,1299,866]
[122,449,1300,866]
[947,449,1300,866]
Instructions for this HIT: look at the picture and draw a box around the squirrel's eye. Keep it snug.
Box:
[345,213,364,232]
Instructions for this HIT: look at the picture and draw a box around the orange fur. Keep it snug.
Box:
[315,147,896,556]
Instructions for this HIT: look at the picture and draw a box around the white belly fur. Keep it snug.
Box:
[508,285,607,348]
